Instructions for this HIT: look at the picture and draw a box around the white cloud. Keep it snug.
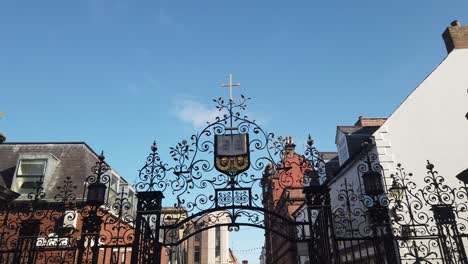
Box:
[175,99,226,129]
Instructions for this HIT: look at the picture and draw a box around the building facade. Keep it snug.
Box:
[0,142,136,206]
[294,20,468,263]
[0,142,139,263]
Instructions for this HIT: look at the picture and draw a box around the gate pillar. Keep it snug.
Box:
[131,191,164,264]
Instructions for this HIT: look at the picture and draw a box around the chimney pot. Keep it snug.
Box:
[451,20,461,27]
[285,136,296,153]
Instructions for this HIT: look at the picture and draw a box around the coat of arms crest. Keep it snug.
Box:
[214,134,250,175]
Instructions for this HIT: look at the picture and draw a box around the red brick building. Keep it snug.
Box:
[0,142,139,264]
[262,137,311,264]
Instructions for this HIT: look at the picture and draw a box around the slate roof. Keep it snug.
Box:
[0,142,119,202]
[319,151,338,161]
[319,152,340,179]
[336,126,380,137]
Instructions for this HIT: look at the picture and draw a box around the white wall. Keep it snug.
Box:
[374,48,468,185]
[321,48,468,260]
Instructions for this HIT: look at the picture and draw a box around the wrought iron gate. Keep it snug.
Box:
[303,142,468,264]
[1,93,467,264]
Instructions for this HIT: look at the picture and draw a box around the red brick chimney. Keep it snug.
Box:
[284,136,296,157]
[442,20,468,54]
[354,116,387,127]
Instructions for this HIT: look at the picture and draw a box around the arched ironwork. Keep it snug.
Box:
[133,94,315,249]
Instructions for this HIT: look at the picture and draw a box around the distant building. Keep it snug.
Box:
[162,210,232,264]
[185,213,230,264]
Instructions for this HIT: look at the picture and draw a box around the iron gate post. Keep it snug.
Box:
[368,206,400,263]
[422,161,468,264]
[13,219,41,264]
[131,191,164,264]
[432,204,468,264]
[304,185,338,264]
[77,209,103,264]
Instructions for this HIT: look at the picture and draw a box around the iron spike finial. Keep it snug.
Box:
[307,134,314,146]
[98,151,105,161]
[426,160,434,171]
[151,141,158,152]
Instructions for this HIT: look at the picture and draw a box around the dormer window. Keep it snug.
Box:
[107,174,119,208]
[11,153,60,199]
[337,137,349,165]
[13,159,47,194]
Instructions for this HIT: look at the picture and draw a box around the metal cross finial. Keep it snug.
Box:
[220,73,240,102]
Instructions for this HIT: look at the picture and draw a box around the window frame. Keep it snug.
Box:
[215,226,221,259]
[194,245,201,264]
[337,135,349,165]
[12,158,49,196]
[107,174,120,206]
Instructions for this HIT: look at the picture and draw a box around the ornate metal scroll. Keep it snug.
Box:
[134,94,315,247]
[387,163,443,263]
[420,161,468,263]
[0,174,80,263]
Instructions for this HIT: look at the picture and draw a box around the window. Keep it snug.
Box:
[194,246,201,264]
[13,159,47,194]
[128,189,134,206]
[194,231,201,241]
[127,188,136,216]
[108,174,119,206]
[337,137,349,165]
[215,226,221,260]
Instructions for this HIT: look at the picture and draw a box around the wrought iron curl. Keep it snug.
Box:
[388,163,433,237]
[87,151,111,185]
[136,141,169,192]
[333,179,372,238]
[420,160,456,206]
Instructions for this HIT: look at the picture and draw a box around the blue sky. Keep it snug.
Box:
[1,0,468,262]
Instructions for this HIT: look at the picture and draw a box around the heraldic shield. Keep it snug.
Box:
[214,133,250,175]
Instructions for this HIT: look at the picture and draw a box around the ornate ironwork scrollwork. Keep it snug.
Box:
[133,94,316,246]
[388,163,433,238]
[333,179,372,238]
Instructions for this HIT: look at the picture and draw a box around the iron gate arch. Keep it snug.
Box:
[131,95,318,263]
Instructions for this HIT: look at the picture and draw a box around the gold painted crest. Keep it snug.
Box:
[215,134,250,175]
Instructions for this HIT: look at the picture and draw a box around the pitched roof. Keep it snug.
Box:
[319,152,338,161]
[229,248,240,264]
[0,142,122,202]
[337,126,380,136]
